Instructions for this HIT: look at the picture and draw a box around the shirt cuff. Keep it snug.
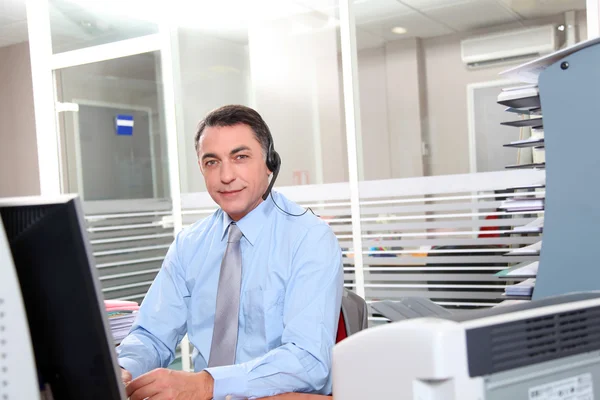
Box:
[118,357,144,380]
[204,364,248,400]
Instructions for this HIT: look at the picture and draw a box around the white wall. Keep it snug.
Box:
[420,31,511,176]
[357,46,392,181]
[355,37,428,181]
[0,42,40,197]
[314,37,348,185]
[385,38,427,179]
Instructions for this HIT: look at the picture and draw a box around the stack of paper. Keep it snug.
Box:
[105,300,140,312]
[503,137,545,148]
[105,300,140,344]
[514,217,544,233]
[498,83,545,170]
[504,107,541,116]
[500,198,544,212]
[501,117,543,128]
[505,278,536,297]
[495,299,531,307]
[507,184,545,191]
[108,313,137,343]
[531,127,546,163]
[496,261,539,278]
[505,162,546,170]
[497,84,540,108]
[506,241,542,256]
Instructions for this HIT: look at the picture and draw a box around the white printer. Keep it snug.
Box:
[333,293,600,400]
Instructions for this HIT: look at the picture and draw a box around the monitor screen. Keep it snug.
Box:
[0,196,125,399]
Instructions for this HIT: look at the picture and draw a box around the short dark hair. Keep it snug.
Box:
[194,105,271,158]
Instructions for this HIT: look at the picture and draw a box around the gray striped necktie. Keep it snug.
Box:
[208,223,243,367]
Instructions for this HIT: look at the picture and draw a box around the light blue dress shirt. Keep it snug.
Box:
[117,191,343,399]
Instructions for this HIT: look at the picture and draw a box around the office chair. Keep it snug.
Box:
[336,289,368,343]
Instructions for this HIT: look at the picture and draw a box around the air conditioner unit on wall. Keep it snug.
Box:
[461,25,559,69]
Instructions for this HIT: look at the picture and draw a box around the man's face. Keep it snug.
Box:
[197,124,271,221]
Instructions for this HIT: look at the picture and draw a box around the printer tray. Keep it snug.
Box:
[370,297,453,322]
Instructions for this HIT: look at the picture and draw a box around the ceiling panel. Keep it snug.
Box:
[0,20,27,44]
[292,0,339,17]
[250,0,315,21]
[0,0,26,21]
[399,0,473,10]
[359,11,454,39]
[0,0,26,47]
[353,0,413,24]
[498,0,586,18]
[423,0,519,31]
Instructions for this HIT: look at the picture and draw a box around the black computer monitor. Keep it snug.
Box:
[0,195,125,399]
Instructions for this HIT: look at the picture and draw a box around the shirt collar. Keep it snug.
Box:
[220,194,275,246]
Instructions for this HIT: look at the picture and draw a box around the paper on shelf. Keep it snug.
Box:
[496,261,539,278]
[105,299,140,312]
[498,85,539,102]
[508,261,539,276]
[500,198,544,211]
[514,217,544,232]
[505,137,545,148]
[505,278,536,296]
[507,241,542,255]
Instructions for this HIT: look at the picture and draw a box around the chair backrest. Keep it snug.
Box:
[335,312,348,343]
[478,214,500,238]
[336,289,368,343]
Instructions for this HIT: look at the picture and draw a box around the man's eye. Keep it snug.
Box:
[205,160,217,167]
[236,155,249,160]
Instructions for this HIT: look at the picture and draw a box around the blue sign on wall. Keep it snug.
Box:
[116,114,134,136]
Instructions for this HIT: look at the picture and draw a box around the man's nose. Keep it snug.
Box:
[220,161,235,184]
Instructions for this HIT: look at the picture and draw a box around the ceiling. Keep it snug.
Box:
[0,0,26,48]
[350,0,586,48]
[0,0,586,50]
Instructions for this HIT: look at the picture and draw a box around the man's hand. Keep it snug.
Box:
[121,368,133,386]
[126,368,214,400]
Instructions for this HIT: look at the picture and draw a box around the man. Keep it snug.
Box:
[117,105,343,400]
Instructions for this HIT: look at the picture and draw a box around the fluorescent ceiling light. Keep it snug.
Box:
[391,26,407,35]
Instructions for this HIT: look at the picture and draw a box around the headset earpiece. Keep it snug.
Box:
[262,137,280,200]
[269,150,281,173]
[265,140,280,173]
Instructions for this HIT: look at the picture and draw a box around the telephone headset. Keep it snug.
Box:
[262,129,314,217]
